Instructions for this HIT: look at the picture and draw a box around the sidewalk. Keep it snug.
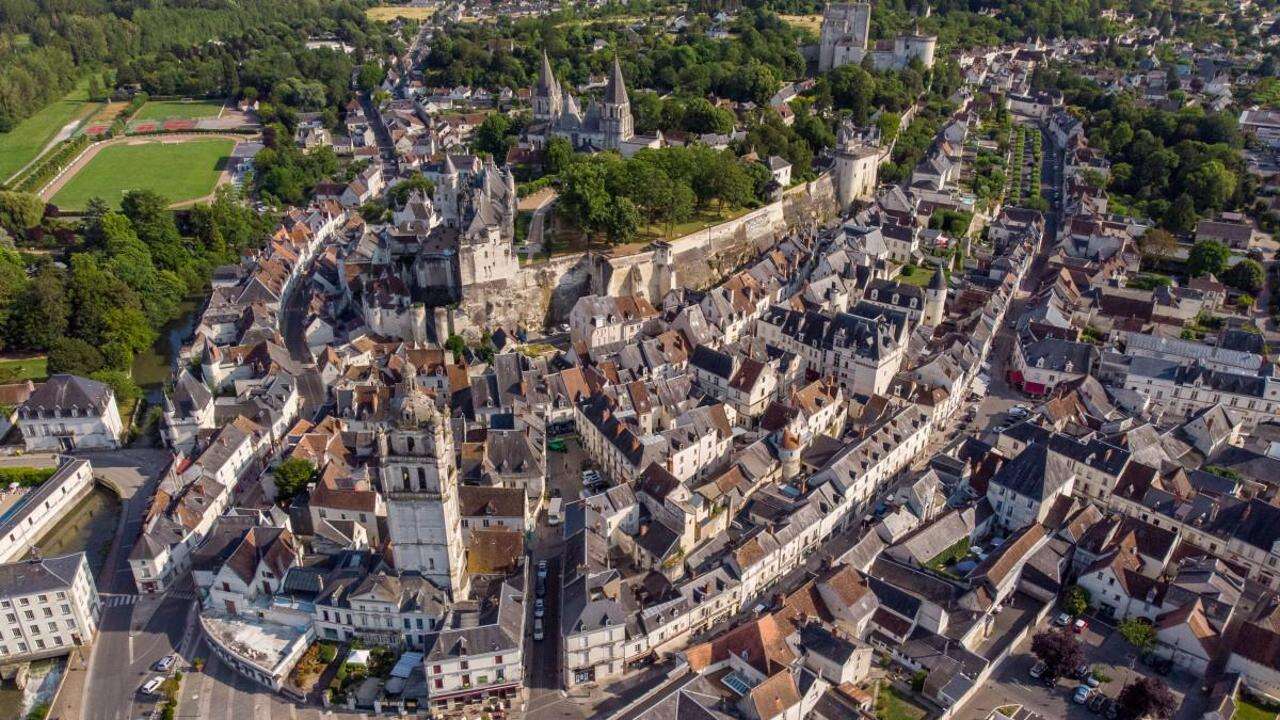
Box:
[47,645,88,720]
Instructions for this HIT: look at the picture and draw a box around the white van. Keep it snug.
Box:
[140,676,164,696]
[547,498,563,526]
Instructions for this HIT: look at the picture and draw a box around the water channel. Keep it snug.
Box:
[0,485,122,718]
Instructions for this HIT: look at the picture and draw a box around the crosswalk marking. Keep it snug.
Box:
[101,594,137,608]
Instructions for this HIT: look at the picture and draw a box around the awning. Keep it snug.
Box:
[1024,381,1046,395]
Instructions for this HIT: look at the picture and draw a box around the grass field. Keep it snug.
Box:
[366,4,437,20]
[780,13,823,34]
[0,81,97,183]
[1237,695,1280,720]
[132,99,225,122]
[874,684,928,720]
[0,356,48,383]
[51,138,235,211]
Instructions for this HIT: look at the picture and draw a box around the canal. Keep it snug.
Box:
[0,485,122,718]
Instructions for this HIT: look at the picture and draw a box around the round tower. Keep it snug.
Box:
[780,427,802,481]
[924,265,946,327]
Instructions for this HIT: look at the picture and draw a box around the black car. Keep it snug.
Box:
[1103,698,1120,719]
[1088,694,1106,713]
[1040,674,1058,687]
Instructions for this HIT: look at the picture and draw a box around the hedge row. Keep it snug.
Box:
[0,467,57,487]
[10,134,91,194]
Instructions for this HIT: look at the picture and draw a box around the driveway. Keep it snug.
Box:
[957,614,1208,720]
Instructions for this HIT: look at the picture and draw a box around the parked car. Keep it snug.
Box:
[1040,674,1058,687]
[1086,675,1101,688]
[1029,661,1047,679]
[154,655,177,673]
[537,560,548,579]
[1054,612,1072,626]
[1009,406,1029,418]
[1073,618,1088,634]
[1103,698,1120,719]
[1088,694,1106,713]
[1073,685,1093,704]
[1073,663,1090,679]
[536,577,546,597]
[533,618,545,641]
[140,677,164,697]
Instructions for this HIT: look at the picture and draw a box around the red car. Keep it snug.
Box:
[1072,618,1088,634]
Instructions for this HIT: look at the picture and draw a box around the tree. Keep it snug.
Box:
[1187,240,1231,279]
[445,334,466,362]
[1117,677,1176,720]
[7,266,68,351]
[1062,586,1090,617]
[473,112,514,158]
[0,191,45,232]
[1165,193,1199,233]
[1237,294,1255,312]
[543,136,574,176]
[46,337,105,376]
[1224,259,1265,293]
[1118,618,1156,652]
[1185,159,1236,212]
[1138,229,1178,262]
[273,458,315,504]
[1030,629,1084,678]
[88,370,141,407]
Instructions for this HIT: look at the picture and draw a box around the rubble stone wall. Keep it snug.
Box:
[449,172,839,339]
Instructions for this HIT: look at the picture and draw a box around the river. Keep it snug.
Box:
[0,485,121,718]
[131,296,204,399]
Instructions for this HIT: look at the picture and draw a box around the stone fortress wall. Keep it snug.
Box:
[447,173,841,339]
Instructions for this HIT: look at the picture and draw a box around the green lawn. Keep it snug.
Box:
[0,82,97,182]
[897,266,936,287]
[132,99,225,122]
[875,684,928,720]
[925,538,971,577]
[1237,695,1280,720]
[0,356,48,382]
[51,138,234,211]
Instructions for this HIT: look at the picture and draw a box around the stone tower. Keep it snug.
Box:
[381,383,468,599]
[600,57,633,150]
[924,264,947,327]
[819,2,871,72]
[533,51,562,121]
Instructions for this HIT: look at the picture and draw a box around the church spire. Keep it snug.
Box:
[538,50,558,94]
[605,56,628,106]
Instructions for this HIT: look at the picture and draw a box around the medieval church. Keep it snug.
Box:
[527,52,662,157]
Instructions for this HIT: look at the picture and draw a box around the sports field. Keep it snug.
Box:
[132,99,225,122]
[366,4,437,20]
[50,138,235,211]
[0,84,96,183]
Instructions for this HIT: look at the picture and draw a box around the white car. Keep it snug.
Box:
[534,598,545,618]
[154,654,177,672]
[537,560,548,579]
[533,618,545,641]
[140,677,164,696]
[1054,612,1071,626]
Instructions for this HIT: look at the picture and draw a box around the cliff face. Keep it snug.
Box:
[448,174,840,340]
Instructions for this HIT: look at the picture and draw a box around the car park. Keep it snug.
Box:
[1073,685,1092,704]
